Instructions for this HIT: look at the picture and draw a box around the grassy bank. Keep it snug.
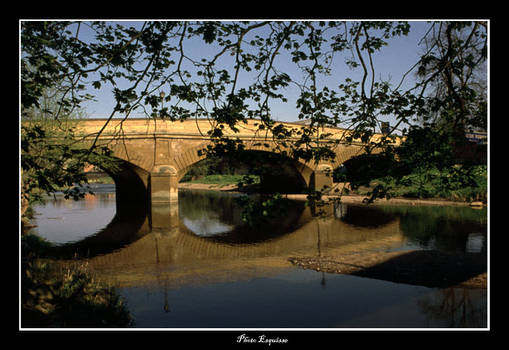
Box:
[21,233,132,327]
[85,173,114,184]
[183,174,260,186]
[348,165,487,203]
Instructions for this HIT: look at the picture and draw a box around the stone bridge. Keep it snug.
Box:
[73,118,400,206]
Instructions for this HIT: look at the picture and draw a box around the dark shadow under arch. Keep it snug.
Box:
[88,156,151,212]
[179,149,312,194]
[48,201,151,259]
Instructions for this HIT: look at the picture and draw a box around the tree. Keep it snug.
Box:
[21,20,488,202]
[413,21,487,133]
[21,118,117,205]
[21,75,115,205]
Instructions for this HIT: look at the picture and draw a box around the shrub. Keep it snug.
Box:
[21,234,132,327]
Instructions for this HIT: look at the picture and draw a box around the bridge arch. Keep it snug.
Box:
[332,145,370,167]
[173,141,318,193]
[88,155,151,211]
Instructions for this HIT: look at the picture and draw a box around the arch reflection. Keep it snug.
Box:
[178,190,308,244]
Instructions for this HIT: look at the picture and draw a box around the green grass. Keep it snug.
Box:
[185,174,260,186]
[85,174,115,184]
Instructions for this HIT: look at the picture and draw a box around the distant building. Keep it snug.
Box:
[454,131,487,164]
[465,131,488,145]
[381,122,390,135]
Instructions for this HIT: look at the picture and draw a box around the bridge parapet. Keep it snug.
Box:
[73,118,401,145]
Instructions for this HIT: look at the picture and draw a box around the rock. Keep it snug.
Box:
[470,201,484,207]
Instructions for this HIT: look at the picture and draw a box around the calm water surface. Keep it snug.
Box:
[29,185,488,328]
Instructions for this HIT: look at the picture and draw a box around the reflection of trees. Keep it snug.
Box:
[154,234,171,314]
[377,205,487,253]
[340,204,397,228]
[401,217,486,253]
[179,190,237,224]
[417,288,487,327]
[36,191,116,212]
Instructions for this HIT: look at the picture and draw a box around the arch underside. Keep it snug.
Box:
[173,142,315,192]
[89,155,151,211]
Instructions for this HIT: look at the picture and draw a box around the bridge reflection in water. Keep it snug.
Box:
[53,190,407,289]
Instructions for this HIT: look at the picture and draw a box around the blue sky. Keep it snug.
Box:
[75,21,434,130]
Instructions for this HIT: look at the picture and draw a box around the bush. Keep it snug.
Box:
[21,234,132,327]
[354,165,487,201]
[340,126,487,202]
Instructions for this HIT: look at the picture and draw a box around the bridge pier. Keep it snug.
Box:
[150,202,179,232]
[150,173,179,203]
[150,165,179,204]
[311,164,334,193]
[149,166,180,232]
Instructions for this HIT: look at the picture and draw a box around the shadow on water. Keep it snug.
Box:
[48,201,151,259]
[352,249,487,288]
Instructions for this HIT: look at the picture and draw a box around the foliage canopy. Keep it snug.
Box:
[20,20,488,202]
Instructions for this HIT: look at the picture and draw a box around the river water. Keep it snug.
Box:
[28,184,488,329]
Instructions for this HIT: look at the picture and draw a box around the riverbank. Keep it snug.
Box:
[177,182,485,207]
[178,182,239,192]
